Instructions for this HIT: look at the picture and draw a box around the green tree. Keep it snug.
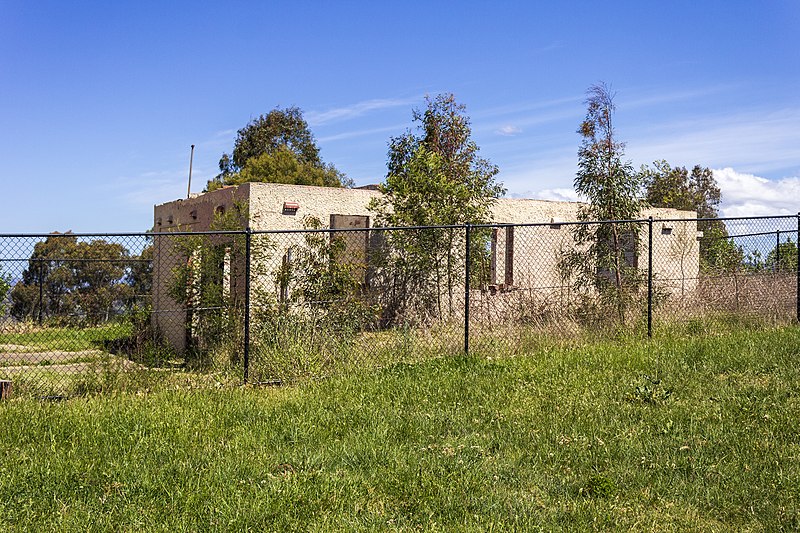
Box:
[385,94,503,205]
[209,146,346,190]
[126,243,153,306]
[0,271,11,316]
[643,161,720,218]
[766,238,798,272]
[641,160,738,270]
[10,234,132,324]
[565,83,644,319]
[11,234,79,321]
[699,223,744,273]
[68,240,132,323]
[208,106,351,190]
[369,94,504,322]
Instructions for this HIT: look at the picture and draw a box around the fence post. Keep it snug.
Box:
[796,213,799,323]
[464,223,471,356]
[776,230,781,272]
[37,259,44,325]
[243,228,252,384]
[647,217,653,338]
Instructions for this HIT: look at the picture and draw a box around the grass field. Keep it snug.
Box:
[1,324,799,530]
[0,323,133,352]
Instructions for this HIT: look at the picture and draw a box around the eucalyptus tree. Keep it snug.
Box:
[641,160,740,271]
[208,106,350,191]
[370,94,504,322]
[566,83,645,319]
[11,235,133,324]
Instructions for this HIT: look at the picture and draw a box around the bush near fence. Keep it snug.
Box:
[0,214,797,397]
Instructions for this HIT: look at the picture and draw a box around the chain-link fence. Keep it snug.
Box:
[1,214,798,398]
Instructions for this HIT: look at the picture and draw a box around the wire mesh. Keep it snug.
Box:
[467,219,652,354]
[0,214,797,398]
[653,216,799,324]
[246,226,466,384]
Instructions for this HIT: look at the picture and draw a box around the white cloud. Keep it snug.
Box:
[623,85,732,111]
[532,41,564,54]
[473,95,580,120]
[493,151,577,196]
[306,98,417,126]
[628,107,800,176]
[106,165,219,209]
[499,165,799,218]
[526,188,582,202]
[714,167,800,217]
[496,125,522,136]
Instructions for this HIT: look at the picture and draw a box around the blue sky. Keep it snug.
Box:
[1,1,798,233]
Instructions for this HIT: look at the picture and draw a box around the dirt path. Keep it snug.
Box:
[1,356,142,375]
[0,349,106,366]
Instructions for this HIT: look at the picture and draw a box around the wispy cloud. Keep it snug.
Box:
[106,162,219,209]
[473,95,581,121]
[622,85,733,110]
[494,151,578,197]
[475,108,579,139]
[628,107,800,176]
[306,98,418,126]
[532,41,564,55]
[496,125,522,136]
[317,123,406,143]
[194,130,235,153]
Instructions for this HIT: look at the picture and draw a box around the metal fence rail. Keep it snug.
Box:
[1,214,798,398]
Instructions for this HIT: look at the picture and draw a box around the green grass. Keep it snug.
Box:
[1,325,799,530]
[0,323,133,352]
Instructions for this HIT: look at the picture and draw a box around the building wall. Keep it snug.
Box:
[152,183,701,352]
[247,182,381,231]
[246,182,382,304]
[489,199,699,297]
[152,186,249,353]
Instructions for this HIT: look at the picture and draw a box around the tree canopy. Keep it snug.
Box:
[374,93,504,226]
[567,83,644,311]
[369,93,503,322]
[766,238,798,272]
[207,106,350,191]
[574,83,643,224]
[210,146,347,190]
[642,160,720,219]
[10,235,137,324]
[640,160,741,271]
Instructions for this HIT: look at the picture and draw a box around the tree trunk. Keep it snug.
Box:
[0,380,11,401]
[610,222,625,321]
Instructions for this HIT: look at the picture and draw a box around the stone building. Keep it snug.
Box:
[152,182,699,351]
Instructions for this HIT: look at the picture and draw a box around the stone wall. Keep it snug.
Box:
[152,187,249,353]
[152,183,700,352]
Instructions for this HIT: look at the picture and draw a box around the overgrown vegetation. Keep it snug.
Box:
[2,325,799,530]
[249,216,379,382]
[0,270,11,315]
[562,83,645,322]
[207,106,351,191]
[369,93,503,324]
[2,90,796,402]
[167,203,252,370]
[9,233,150,325]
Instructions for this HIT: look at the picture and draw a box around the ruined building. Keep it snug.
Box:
[153,182,699,352]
